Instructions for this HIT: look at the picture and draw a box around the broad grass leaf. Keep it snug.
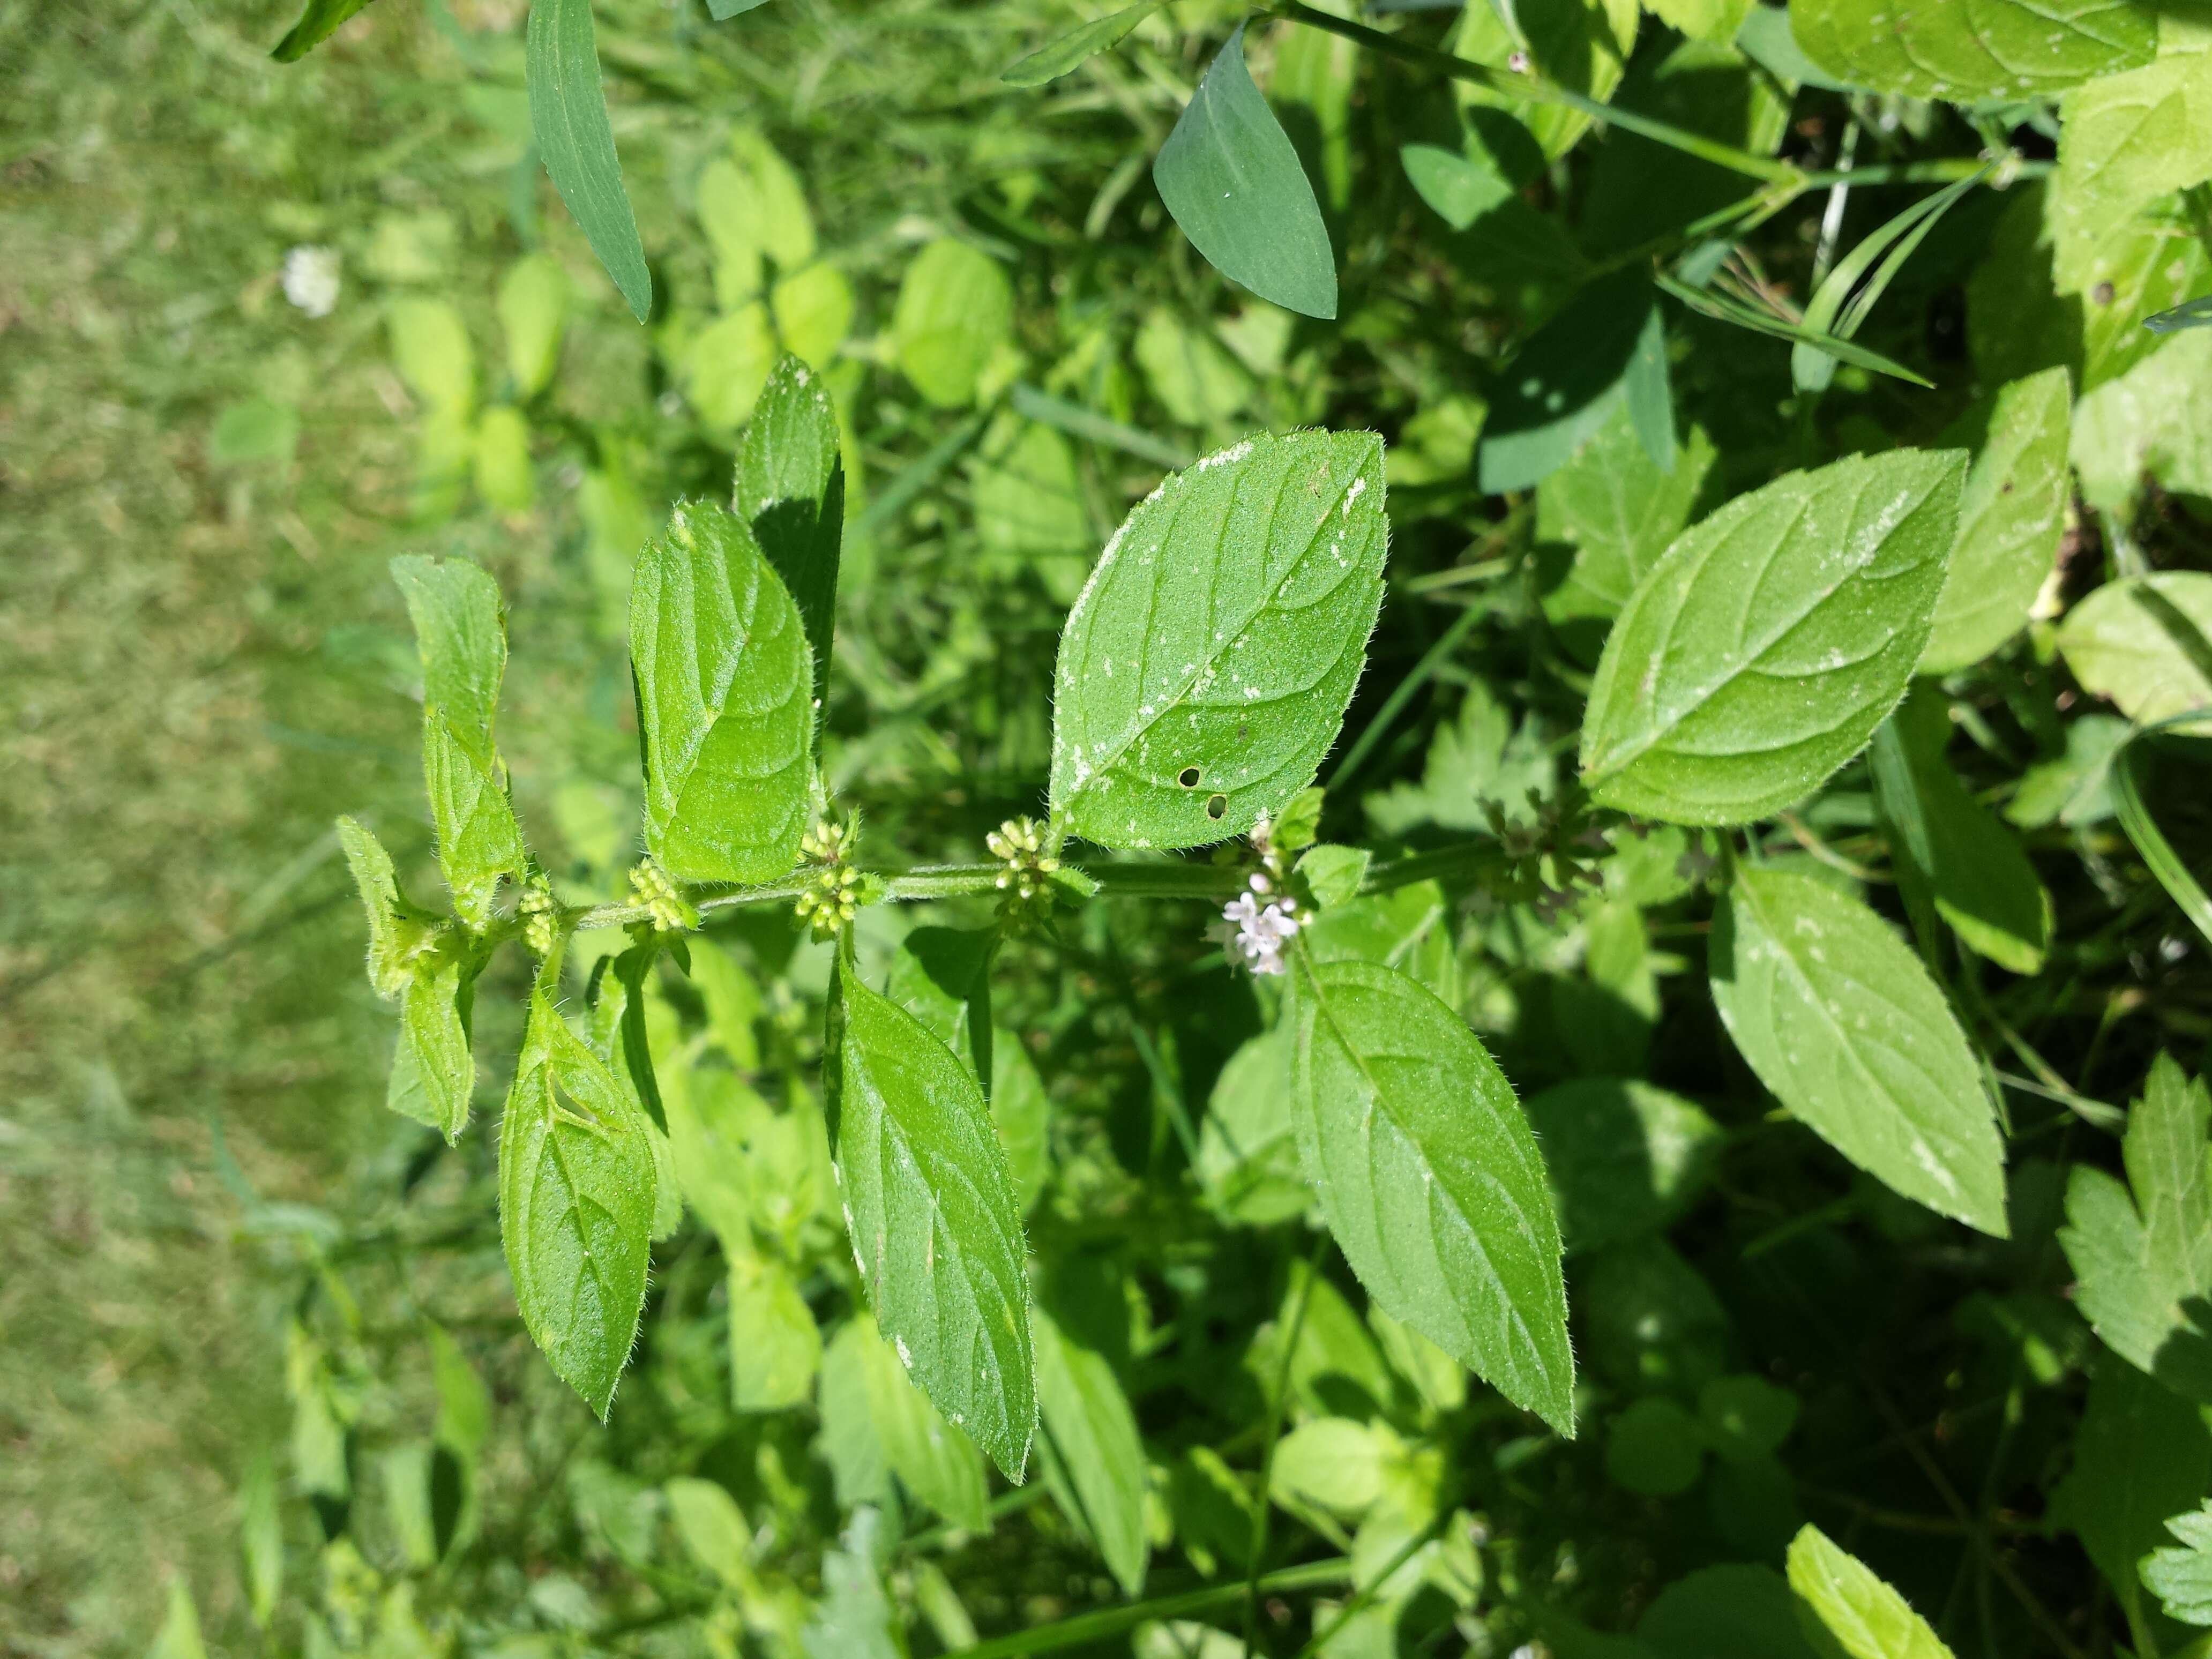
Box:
[1034,1308,1149,1595]
[2142,1500,2212,1626]
[2057,1357,2212,1611]
[1791,170,1983,396]
[271,0,380,61]
[1152,24,1337,320]
[498,253,572,398]
[1003,1,1164,86]
[2057,571,2212,731]
[1710,866,2007,1235]
[1050,430,1386,851]
[1291,955,1573,1433]
[1523,1078,1722,1253]
[836,959,1035,1480]
[2069,331,2212,511]
[1785,1525,1957,1659]
[892,240,1013,408]
[1790,0,2151,102]
[630,500,813,884]
[736,356,845,701]
[1579,449,1965,825]
[2052,56,2212,288]
[1920,367,2072,673]
[2059,1055,2212,1401]
[848,1308,993,1528]
[727,1244,821,1411]
[390,949,475,1142]
[1478,272,1665,494]
[499,991,657,1418]
[527,0,651,324]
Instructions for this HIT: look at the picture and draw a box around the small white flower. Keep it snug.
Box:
[281,246,341,318]
[1222,884,1301,976]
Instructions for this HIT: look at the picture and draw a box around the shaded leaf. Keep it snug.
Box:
[2056,1356,2212,1612]
[1034,1307,1149,1595]
[1524,1077,1722,1252]
[1639,1563,1822,1659]
[849,1310,993,1529]
[736,356,845,709]
[1479,272,1666,495]
[2143,1500,2212,1626]
[728,1243,822,1411]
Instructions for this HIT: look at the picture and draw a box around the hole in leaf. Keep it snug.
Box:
[1206,794,1228,819]
[1178,766,1202,788]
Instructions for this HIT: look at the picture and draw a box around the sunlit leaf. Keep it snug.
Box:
[527,0,651,323]
[1785,1525,1957,1659]
[1002,1,1165,86]
[1789,0,2151,101]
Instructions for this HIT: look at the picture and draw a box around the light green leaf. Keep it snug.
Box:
[2057,571,2212,730]
[1645,0,1752,42]
[1580,449,1965,825]
[1524,1077,1722,1252]
[687,938,763,1071]
[1790,0,2152,101]
[892,240,1014,408]
[804,1512,902,1659]
[2055,1357,2212,1614]
[1479,272,1667,495]
[1297,844,1371,909]
[771,261,854,367]
[2007,713,2131,829]
[498,253,572,399]
[1711,866,2007,1235]
[1050,429,1387,851]
[729,129,816,270]
[1869,690,2052,975]
[817,1320,893,1508]
[1034,1307,1149,1595]
[473,405,535,515]
[1920,368,2072,672]
[421,712,528,931]
[2059,1055,2212,1401]
[1133,308,1254,428]
[737,356,845,700]
[238,1452,282,1628]
[1537,399,1716,640]
[1301,880,1462,1006]
[337,816,433,999]
[1271,1416,1398,1516]
[2143,1500,2212,1626]
[392,551,504,739]
[991,1029,1052,1213]
[527,0,651,323]
[271,0,380,61]
[836,958,1035,1481]
[2052,55,2212,288]
[728,1244,822,1411]
[1196,1026,1309,1226]
[2071,330,2212,511]
[388,947,475,1141]
[1366,682,1552,840]
[498,991,657,1417]
[1291,954,1574,1433]
[2066,200,2211,391]
[1401,143,1515,231]
[681,303,779,431]
[696,157,765,308]
[848,1309,993,1529]
[208,398,300,468]
[1453,0,1638,161]
[665,1476,750,1587]
[1785,1525,1957,1659]
[430,1325,490,1460]
[631,499,813,884]
[708,0,773,21]
[1152,23,1337,320]
[388,297,475,417]
[148,1579,206,1659]
[1002,0,1165,86]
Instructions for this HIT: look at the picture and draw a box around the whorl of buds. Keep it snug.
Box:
[795,818,861,940]
[629,857,699,935]
[519,878,559,958]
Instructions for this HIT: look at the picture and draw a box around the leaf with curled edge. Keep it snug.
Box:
[1050,430,1386,851]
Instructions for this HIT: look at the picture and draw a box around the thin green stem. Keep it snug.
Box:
[1290,1508,1453,1659]
[952,1559,1352,1659]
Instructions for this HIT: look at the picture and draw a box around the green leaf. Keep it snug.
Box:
[1196,1026,1309,1227]
[2143,1500,2212,1626]
[1789,0,2151,102]
[1700,1374,1800,1463]
[1152,23,1337,320]
[708,0,772,16]
[498,253,572,399]
[1523,1077,1722,1253]
[886,925,995,1088]
[2057,571,2212,730]
[1791,171,1983,396]
[848,1309,993,1529]
[804,1511,903,1659]
[2055,1357,2212,1615]
[1653,271,1933,387]
[1401,143,1516,232]
[1711,865,2007,1235]
[337,816,433,999]
[148,1579,207,1659]
[2149,294,2212,335]
[1296,844,1370,909]
[2007,714,2131,830]
[1920,367,2072,673]
[238,1452,282,1628]
[1868,689,2052,975]
[1478,272,1668,495]
[1579,449,1966,825]
[1536,399,1715,643]
[737,357,845,699]
[389,947,476,1142]
[836,958,1036,1481]
[665,1477,750,1587]
[2061,199,2210,391]
[1605,1396,1704,1497]
[271,0,380,61]
[1271,1416,1399,1516]
[2052,56,2212,288]
[1639,1564,1823,1659]
[1452,0,1639,162]
[473,405,536,515]
[728,1243,822,1411]
[527,0,651,324]
[1049,429,1387,851]
[2069,330,2212,511]
[1291,954,1574,1433]
[630,499,813,884]
[387,297,475,417]
[892,240,1014,408]
[498,990,658,1418]
[2060,1055,2212,1401]
[1034,1307,1149,1595]
[421,713,529,931]
[1003,0,1165,86]
[207,398,300,468]
[1785,1525,1957,1659]
[991,1029,1052,1213]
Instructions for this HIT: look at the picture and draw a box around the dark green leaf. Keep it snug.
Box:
[736,357,845,709]
[1639,1564,1822,1659]
[2057,1357,2212,1614]
[1523,1078,1722,1252]
[1002,1,1165,87]
[1153,23,1337,320]
[271,0,380,62]
[527,0,651,324]
[1034,1308,1148,1595]
[1479,272,1665,494]
[836,958,1036,1480]
[631,500,813,884]
[886,925,996,1088]
[499,990,657,1417]
[1712,866,2007,1235]
[1291,954,1574,1433]
[1580,449,1964,825]
[1605,1398,1703,1497]
[1050,430,1387,851]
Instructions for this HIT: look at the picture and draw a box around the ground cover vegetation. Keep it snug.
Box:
[8,0,2212,1656]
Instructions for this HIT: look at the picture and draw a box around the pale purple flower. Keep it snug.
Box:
[1222,873,1301,976]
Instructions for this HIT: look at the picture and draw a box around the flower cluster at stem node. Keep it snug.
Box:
[795,819,861,940]
[519,878,559,958]
[1219,812,1302,975]
[987,817,1062,928]
[629,858,699,934]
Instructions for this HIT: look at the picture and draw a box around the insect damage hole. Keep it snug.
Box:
[1205,793,1228,819]
[1178,766,1202,788]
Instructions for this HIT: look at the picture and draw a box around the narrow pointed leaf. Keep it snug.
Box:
[836,958,1036,1480]
[1050,430,1386,850]
[1034,1308,1149,1595]
[708,0,772,15]
[1654,272,1933,386]
[631,500,813,884]
[736,357,845,708]
[271,0,380,61]
[1580,449,1965,825]
[1153,23,1337,319]
[2147,295,2212,335]
[337,816,431,998]
[1291,954,1574,1433]
[527,0,651,324]
[1003,1,1165,87]
[1792,170,1983,394]
[1712,865,2007,1235]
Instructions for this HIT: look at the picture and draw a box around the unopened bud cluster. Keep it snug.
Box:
[519,878,559,957]
[795,819,861,940]
[629,857,698,934]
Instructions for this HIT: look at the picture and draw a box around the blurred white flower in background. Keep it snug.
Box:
[281,246,341,318]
